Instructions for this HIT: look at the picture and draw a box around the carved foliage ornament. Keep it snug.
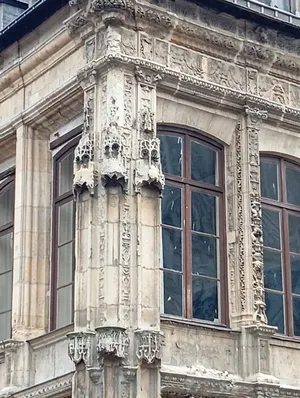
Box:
[67,331,95,365]
[135,330,164,364]
[96,326,129,360]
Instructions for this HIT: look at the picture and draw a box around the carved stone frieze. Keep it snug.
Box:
[74,87,98,197]
[121,199,131,322]
[0,340,23,354]
[258,75,289,105]
[67,331,96,365]
[170,45,203,77]
[245,106,268,325]
[135,66,162,86]
[96,326,129,360]
[207,59,245,91]
[247,69,258,96]
[135,330,164,364]
[64,10,89,36]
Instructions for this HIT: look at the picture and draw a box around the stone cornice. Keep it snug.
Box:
[29,325,74,351]
[13,373,73,398]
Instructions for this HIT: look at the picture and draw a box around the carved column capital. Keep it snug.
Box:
[96,326,129,360]
[245,106,268,127]
[67,331,96,365]
[135,329,164,364]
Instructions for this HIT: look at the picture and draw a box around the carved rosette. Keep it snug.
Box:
[74,87,98,198]
[245,106,268,325]
[135,330,164,364]
[96,326,129,360]
[134,67,165,194]
[67,331,96,365]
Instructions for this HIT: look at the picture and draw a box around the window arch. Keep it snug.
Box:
[261,156,300,337]
[0,175,14,340]
[158,125,227,325]
[50,138,79,330]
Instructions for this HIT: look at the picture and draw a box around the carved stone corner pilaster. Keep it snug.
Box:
[67,331,96,365]
[101,128,128,192]
[245,105,268,126]
[134,329,164,364]
[96,326,129,361]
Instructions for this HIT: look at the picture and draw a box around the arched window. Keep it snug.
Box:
[159,126,227,324]
[261,157,300,336]
[51,139,78,330]
[0,175,14,340]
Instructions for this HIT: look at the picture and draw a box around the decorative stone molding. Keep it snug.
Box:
[88,367,103,385]
[73,87,98,197]
[245,106,268,325]
[0,340,23,354]
[96,326,129,360]
[135,330,164,364]
[67,331,96,365]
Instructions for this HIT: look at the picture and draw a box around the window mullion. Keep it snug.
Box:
[185,184,192,319]
[282,208,293,336]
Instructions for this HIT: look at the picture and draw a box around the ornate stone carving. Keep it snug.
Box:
[247,69,258,95]
[245,106,268,325]
[0,340,23,353]
[64,11,88,36]
[207,60,245,91]
[96,326,129,360]
[74,88,98,197]
[135,66,162,86]
[121,199,131,322]
[67,331,96,365]
[258,76,288,105]
[135,330,164,364]
[69,0,83,5]
[235,121,245,313]
[170,45,203,77]
[85,37,96,63]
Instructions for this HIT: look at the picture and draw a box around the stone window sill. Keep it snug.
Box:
[29,324,74,350]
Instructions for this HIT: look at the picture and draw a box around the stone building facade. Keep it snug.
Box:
[1,0,300,397]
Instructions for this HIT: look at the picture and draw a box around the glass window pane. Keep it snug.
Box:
[192,277,218,321]
[0,185,14,228]
[260,160,278,200]
[191,141,216,185]
[160,135,182,176]
[192,234,218,278]
[273,0,291,12]
[289,214,300,254]
[192,192,217,236]
[262,208,281,249]
[291,254,300,295]
[0,272,12,313]
[0,233,12,274]
[59,151,74,196]
[293,296,300,337]
[0,312,11,341]
[56,285,73,328]
[286,167,300,207]
[265,291,284,334]
[58,201,74,245]
[263,249,282,291]
[57,242,74,288]
[163,271,182,317]
[162,228,182,272]
[162,185,181,228]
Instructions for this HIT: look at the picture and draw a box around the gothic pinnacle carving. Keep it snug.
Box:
[67,331,96,365]
[135,330,164,364]
[96,326,129,361]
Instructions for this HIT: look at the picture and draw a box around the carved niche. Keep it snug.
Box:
[135,329,164,364]
[73,87,98,198]
[245,106,268,325]
[134,67,165,194]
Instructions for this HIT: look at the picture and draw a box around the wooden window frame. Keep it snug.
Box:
[50,136,80,331]
[261,155,300,337]
[0,172,15,340]
[158,125,228,327]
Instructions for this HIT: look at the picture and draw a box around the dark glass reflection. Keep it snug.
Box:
[192,277,218,321]
[160,135,182,176]
[293,296,300,336]
[291,254,300,295]
[286,167,300,207]
[191,142,216,185]
[192,192,216,235]
[260,160,278,200]
[162,228,182,272]
[289,214,300,254]
[263,249,282,291]
[265,291,284,334]
[162,185,181,228]
[163,271,182,316]
[192,234,217,278]
[262,208,281,250]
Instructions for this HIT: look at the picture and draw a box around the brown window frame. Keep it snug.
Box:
[261,155,300,337]
[158,125,228,327]
[50,136,80,331]
[0,172,15,340]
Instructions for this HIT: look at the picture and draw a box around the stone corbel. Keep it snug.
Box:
[0,340,23,397]
[96,326,129,362]
[134,329,164,364]
[101,128,128,192]
[67,331,96,366]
